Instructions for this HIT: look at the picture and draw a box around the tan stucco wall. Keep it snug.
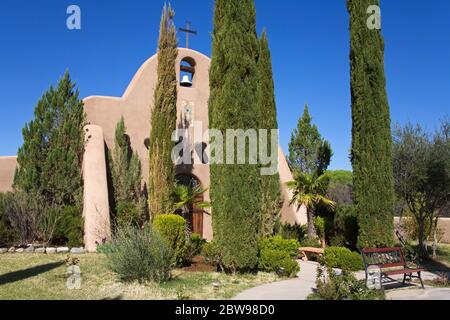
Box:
[0,48,308,246]
[82,125,111,252]
[83,48,307,240]
[277,148,308,226]
[0,156,17,193]
[438,218,450,244]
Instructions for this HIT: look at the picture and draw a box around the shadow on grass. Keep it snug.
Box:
[0,262,64,286]
[423,259,450,276]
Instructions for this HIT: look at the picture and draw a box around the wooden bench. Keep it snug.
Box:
[298,247,325,261]
[361,247,425,290]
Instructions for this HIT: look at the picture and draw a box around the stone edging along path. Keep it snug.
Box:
[0,245,86,255]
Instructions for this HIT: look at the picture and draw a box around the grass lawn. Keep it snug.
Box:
[0,254,278,300]
[435,244,450,266]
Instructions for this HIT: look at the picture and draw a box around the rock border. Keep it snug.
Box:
[0,246,86,255]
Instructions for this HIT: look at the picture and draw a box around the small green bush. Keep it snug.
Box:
[0,193,17,246]
[115,200,142,228]
[186,233,206,260]
[258,236,301,278]
[300,237,322,248]
[329,205,358,249]
[107,226,173,283]
[52,206,84,247]
[322,247,364,271]
[153,214,187,266]
[96,243,116,254]
[201,241,224,270]
[258,249,300,277]
[314,216,326,241]
[259,236,300,258]
[278,223,307,242]
[308,266,384,300]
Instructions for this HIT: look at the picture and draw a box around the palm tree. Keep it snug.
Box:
[287,172,336,239]
[173,184,211,222]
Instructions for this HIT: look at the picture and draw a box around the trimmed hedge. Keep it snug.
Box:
[300,237,322,248]
[258,249,300,277]
[153,214,187,266]
[259,236,300,258]
[322,247,364,271]
[258,236,301,278]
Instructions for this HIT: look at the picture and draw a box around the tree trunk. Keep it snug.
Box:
[417,218,428,259]
[307,208,317,239]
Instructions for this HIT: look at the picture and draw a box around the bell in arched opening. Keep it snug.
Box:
[180,75,193,87]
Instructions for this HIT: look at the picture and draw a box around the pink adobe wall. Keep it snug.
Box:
[83,48,307,241]
[83,125,111,252]
[0,156,17,193]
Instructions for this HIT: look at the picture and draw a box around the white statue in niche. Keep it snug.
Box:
[182,101,194,128]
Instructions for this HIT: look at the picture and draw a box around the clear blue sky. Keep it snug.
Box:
[0,0,449,170]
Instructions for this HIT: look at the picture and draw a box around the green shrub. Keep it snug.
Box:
[258,236,300,278]
[186,233,206,260]
[153,214,187,266]
[278,223,307,242]
[53,206,84,247]
[258,249,300,278]
[322,247,364,271]
[0,193,17,246]
[308,266,384,300]
[107,226,173,283]
[2,191,45,245]
[301,237,322,248]
[96,243,116,254]
[329,205,358,249]
[259,236,300,258]
[201,241,224,270]
[314,216,325,240]
[115,200,142,228]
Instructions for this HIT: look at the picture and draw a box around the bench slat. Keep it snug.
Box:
[384,268,425,276]
[298,247,325,254]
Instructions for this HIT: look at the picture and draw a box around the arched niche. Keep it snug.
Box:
[175,173,204,237]
[180,57,196,88]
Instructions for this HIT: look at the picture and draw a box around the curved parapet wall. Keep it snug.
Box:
[83,47,307,236]
[0,156,17,193]
[82,125,111,252]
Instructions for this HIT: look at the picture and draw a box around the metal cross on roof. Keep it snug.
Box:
[179,21,197,49]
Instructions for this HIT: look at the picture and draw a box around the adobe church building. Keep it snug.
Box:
[0,48,309,252]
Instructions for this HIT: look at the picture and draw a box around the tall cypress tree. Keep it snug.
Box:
[14,71,85,208]
[347,0,394,247]
[257,31,283,237]
[209,0,261,271]
[148,4,178,217]
[110,117,144,227]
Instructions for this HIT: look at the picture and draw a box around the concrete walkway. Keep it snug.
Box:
[234,261,317,300]
[386,288,450,300]
[234,261,450,300]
